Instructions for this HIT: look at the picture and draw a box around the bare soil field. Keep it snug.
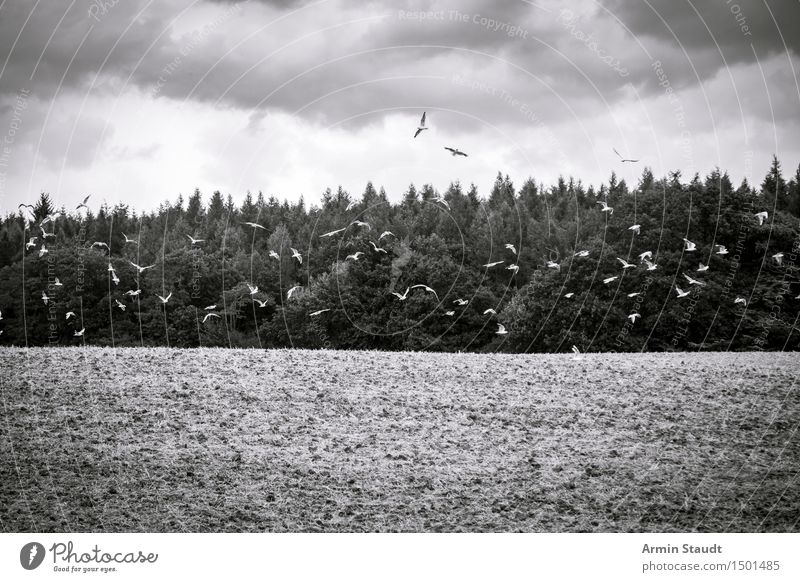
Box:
[1,347,798,532]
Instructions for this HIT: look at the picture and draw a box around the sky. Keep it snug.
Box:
[0,0,798,213]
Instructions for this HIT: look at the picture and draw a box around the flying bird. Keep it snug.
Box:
[320,227,346,238]
[453,298,469,306]
[643,259,658,271]
[504,243,517,255]
[483,308,497,315]
[287,285,302,299]
[123,233,138,245]
[129,261,155,273]
[443,310,455,316]
[628,224,641,235]
[495,323,508,335]
[115,299,126,311]
[444,146,468,157]
[613,148,639,163]
[546,260,560,270]
[269,250,280,260]
[627,292,641,298]
[125,289,142,297]
[716,245,728,255]
[203,313,220,323]
[254,298,269,308]
[683,273,705,286]
[205,305,216,310]
[157,292,173,304]
[244,222,266,230]
[76,194,91,210]
[111,272,120,286]
[25,237,37,249]
[683,238,697,252]
[432,196,450,210]
[290,248,302,264]
[346,252,364,261]
[603,276,618,284]
[411,284,439,300]
[564,292,575,298]
[369,241,387,253]
[734,297,747,306]
[675,286,690,298]
[310,308,330,317]
[773,252,784,266]
[639,251,652,262]
[413,111,428,138]
[351,220,371,230]
[38,245,48,258]
[186,235,204,245]
[391,288,410,301]
[574,250,590,257]
[697,263,709,272]
[627,313,641,323]
[483,260,504,268]
[617,258,636,269]
[40,228,55,239]
[107,262,115,272]
[65,311,75,320]
[247,284,259,295]
[571,345,580,354]
[53,277,62,287]
[91,241,109,251]
[42,291,49,305]
[506,264,519,274]
[74,328,85,337]
[378,231,395,241]
[597,201,613,215]
[754,211,768,225]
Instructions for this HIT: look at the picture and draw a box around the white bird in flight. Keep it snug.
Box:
[74,328,85,337]
[129,261,155,273]
[115,299,126,311]
[483,260,504,268]
[203,313,220,323]
[453,298,468,306]
[391,288,410,301]
[123,233,138,244]
[627,292,641,298]
[346,252,363,261]
[40,228,55,239]
[287,285,302,299]
[65,311,75,320]
[247,284,259,295]
[628,224,641,235]
[411,284,439,300]
[716,245,728,255]
[76,194,91,210]
[25,237,37,249]
[639,251,652,262]
[643,259,658,271]
[617,258,636,269]
[157,292,172,304]
[186,235,204,245]
[444,146,468,157]
[546,260,560,270]
[675,286,690,298]
[506,264,519,274]
[754,211,768,225]
[597,201,613,215]
[734,297,747,306]
[350,220,371,231]
[254,298,269,308]
[320,227,346,238]
[773,252,784,266]
[205,304,216,310]
[574,250,589,257]
[683,238,697,252]
[369,241,387,254]
[244,222,265,230]
[627,313,641,323]
[42,291,49,305]
[683,273,705,286]
[269,250,280,260]
[378,231,395,241]
[443,310,455,316]
[613,148,639,163]
[603,276,618,284]
[111,271,120,285]
[125,289,142,297]
[504,243,517,255]
[91,241,109,251]
[53,277,62,287]
[697,263,709,272]
[564,292,574,298]
[38,245,48,258]
[310,308,330,317]
[290,248,302,264]
[495,323,508,335]
[483,308,496,315]
[413,112,428,138]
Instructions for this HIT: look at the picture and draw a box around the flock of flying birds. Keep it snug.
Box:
[5,112,796,342]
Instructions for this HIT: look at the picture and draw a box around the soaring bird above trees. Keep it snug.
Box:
[269,250,280,260]
[639,251,652,262]
[773,252,784,266]
[244,222,265,230]
[697,263,709,272]
[369,241,387,254]
[123,233,138,245]
[506,264,519,274]
[613,148,639,163]
[495,323,508,335]
[320,227,346,238]
[754,211,768,225]
[157,292,173,304]
[186,235,204,245]
[391,288,410,301]
[76,194,91,210]
[597,201,613,215]
[115,299,126,311]
[291,248,302,264]
[627,313,641,323]
[91,241,109,252]
[617,258,636,269]
[74,328,85,337]
[247,284,259,295]
[351,220,371,231]
[203,313,220,323]
[413,111,428,138]
[444,146,468,157]
[129,261,155,273]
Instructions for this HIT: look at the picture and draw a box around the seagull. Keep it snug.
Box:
[683,238,697,252]
[247,284,259,295]
[269,250,280,260]
[495,323,508,335]
[639,251,652,262]
[320,227,346,238]
[574,250,590,257]
[65,311,75,320]
[628,224,641,235]
[111,272,120,286]
[643,259,658,271]
[74,328,85,337]
[91,241,109,251]
[40,228,55,239]
[617,258,636,269]
[603,276,618,284]
[310,308,331,317]
[42,291,49,305]
[53,277,62,287]
[627,292,641,298]
[351,220,371,231]
[0,310,2,321]
[627,313,641,323]
[369,241,387,254]
[129,261,155,273]
[506,264,519,274]
[675,286,690,298]
[205,305,216,310]
[483,261,504,268]
[40,214,58,226]
[254,298,269,308]
[613,148,638,163]
[697,263,709,272]
[378,231,395,241]
[716,245,728,255]
[413,112,428,138]
[38,245,48,258]
[123,233,138,245]
[734,297,747,306]
[346,200,358,211]
[157,292,172,304]
[18,203,34,213]
[76,194,91,210]
[391,288,410,301]
[754,211,768,225]
[546,260,560,270]
[125,289,142,297]
[290,248,302,264]
[346,252,363,261]
[287,285,302,299]
[683,273,705,286]
[203,313,220,323]
[443,310,455,316]
[25,237,37,249]
[773,252,784,266]
[243,222,266,230]
[453,298,468,306]
[107,262,115,272]
[571,345,580,354]
[564,292,575,298]
[115,299,126,311]
[432,196,450,210]
[186,235,204,245]
[597,201,613,215]
[411,284,439,300]
[483,308,497,315]
[444,146,468,157]
[504,243,517,255]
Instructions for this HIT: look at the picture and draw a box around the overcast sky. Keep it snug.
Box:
[0,0,798,212]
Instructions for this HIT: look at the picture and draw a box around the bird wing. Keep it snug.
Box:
[613,148,622,159]
[420,111,426,126]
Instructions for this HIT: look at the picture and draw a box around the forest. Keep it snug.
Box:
[0,157,799,352]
